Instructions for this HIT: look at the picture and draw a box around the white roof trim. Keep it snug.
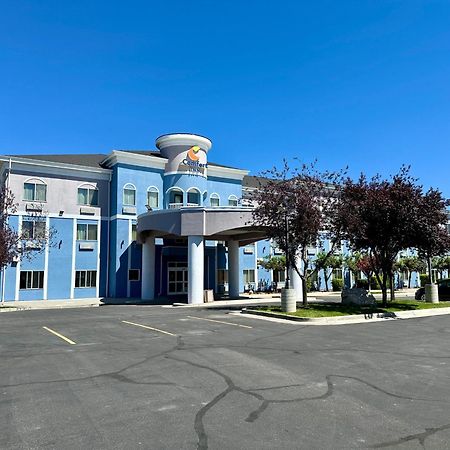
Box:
[0,156,111,181]
[207,165,248,179]
[101,150,167,170]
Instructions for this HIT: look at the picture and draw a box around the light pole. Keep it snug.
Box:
[284,210,290,289]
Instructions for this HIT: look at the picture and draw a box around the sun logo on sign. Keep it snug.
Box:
[186,145,201,162]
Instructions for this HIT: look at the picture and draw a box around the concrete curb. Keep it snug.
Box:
[241,306,450,325]
[0,301,101,312]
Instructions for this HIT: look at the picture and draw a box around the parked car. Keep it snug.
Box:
[415,278,450,301]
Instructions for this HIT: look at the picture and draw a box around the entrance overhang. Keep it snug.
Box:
[137,207,268,244]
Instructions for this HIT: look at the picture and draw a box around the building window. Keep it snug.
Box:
[20,271,44,289]
[77,223,98,241]
[128,269,140,281]
[187,189,200,206]
[78,186,98,206]
[147,187,159,209]
[123,184,136,206]
[24,180,47,202]
[22,220,46,239]
[332,269,343,279]
[243,269,255,284]
[273,270,286,284]
[75,270,97,288]
[228,195,238,207]
[168,189,183,208]
[217,269,228,284]
[132,224,137,242]
[210,193,220,207]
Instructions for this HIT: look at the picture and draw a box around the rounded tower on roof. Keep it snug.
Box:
[156,133,212,208]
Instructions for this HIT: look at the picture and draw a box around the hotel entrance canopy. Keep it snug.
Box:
[137,207,268,304]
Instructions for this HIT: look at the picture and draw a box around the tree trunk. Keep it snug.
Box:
[427,256,433,284]
[377,270,388,307]
[324,270,329,291]
[301,275,308,307]
[390,273,395,302]
[408,271,412,289]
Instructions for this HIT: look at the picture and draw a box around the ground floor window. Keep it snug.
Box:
[20,271,44,289]
[75,270,97,288]
[332,269,343,279]
[273,270,286,284]
[217,269,228,284]
[243,269,255,284]
[168,262,188,294]
[129,269,140,281]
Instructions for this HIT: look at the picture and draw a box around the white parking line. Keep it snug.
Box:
[186,316,253,329]
[43,326,77,345]
[121,320,177,336]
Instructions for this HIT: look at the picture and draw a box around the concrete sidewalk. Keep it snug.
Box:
[0,298,101,312]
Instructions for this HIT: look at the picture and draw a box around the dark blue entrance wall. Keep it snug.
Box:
[130,241,143,298]
[205,247,216,290]
[156,244,217,297]
[160,246,187,297]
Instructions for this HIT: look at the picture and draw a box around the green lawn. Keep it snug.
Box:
[255,299,450,318]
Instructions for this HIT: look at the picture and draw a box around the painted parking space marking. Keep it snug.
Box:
[186,316,253,329]
[42,326,77,345]
[121,320,177,336]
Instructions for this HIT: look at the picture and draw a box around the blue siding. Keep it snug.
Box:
[47,217,73,300]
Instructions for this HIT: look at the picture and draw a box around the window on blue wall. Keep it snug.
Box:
[243,269,255,284]
[20,271,44,289]
[210,193,220,207]
[147,187,159,209]
[187,189,200,206]
[22,219,46,240]
[75,270,97,288]
[169,189,183,207]
[77,224,98,241]
[123,184,136,206]
[228,195,238,207]
[24,180,47,202]
[78,186,98,206]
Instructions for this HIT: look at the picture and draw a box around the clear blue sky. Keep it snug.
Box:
[1,1,449,195]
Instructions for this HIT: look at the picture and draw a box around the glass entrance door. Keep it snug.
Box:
[168,262,188,295]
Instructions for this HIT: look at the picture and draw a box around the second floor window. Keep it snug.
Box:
[22,220,46,240]
[123,184,136,206]
[24,181,47,202]
[77,223,98,241]
[210,194,220,207]
[78,186,98,206]
[228,195,238,207]
[147,187,159,209]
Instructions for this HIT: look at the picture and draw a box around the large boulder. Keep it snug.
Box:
[341,288,376,306]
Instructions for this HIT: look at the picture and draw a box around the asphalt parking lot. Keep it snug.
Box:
[1,306,450,449]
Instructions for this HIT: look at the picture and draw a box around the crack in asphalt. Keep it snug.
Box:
[369,422,450,448]
[167,351,443,450]
[0,339,184,389]
[3,325,450,449]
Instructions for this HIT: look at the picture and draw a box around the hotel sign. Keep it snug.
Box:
[181,145,208,175]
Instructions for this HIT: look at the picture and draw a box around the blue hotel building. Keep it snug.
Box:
[0,133,281,304]
[0,133,434,304]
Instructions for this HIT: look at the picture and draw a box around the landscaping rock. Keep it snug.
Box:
[341,288,376,306]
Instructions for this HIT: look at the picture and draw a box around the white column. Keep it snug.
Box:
[289,253,303,302]
[228,240,240,298]
[188,235,204,304]
[142,236,155,301]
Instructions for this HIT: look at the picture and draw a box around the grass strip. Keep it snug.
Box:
[254,299,450,318]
